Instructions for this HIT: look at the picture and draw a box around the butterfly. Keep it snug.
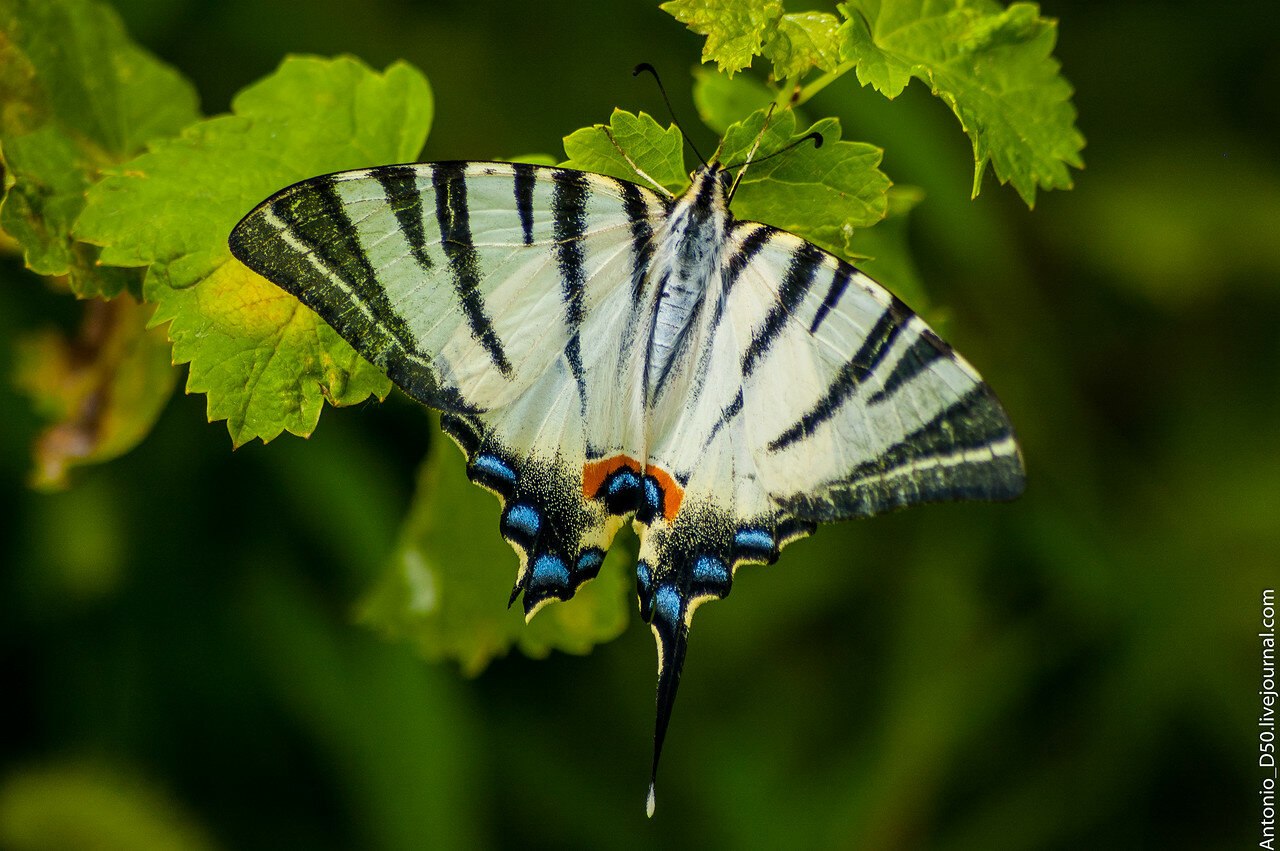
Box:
[228,131,1025,815]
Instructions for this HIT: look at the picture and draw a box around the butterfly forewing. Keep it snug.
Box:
[709,226,1025,521]
[230,162,670,613]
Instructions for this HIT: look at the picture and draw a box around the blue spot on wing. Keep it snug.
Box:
[530,553,570,588]
[504,503,541,539]
[654,584,682,625]
[636,560,655,619]
[576,548,605,579]
[637,476,665,523]
[734,528,774,554]
[608,469,640,496]
[473,453,517,485]
[692,555,729,586]
[643,478,661,512]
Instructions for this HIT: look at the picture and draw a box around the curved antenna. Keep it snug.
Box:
[724,130,824,171]
[726,129,824,205]
[633,63,708,168]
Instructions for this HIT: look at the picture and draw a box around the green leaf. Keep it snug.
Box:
[847,184,931,314]
[692,67,777,135]
[359,419,632,676]
[660,0,783,76]
[0,0,200,297]
[75,56,434,446]
[505,152,558,166]
[720,108,891,258]
[838,0,1084,206]
[14,295,177,490]
[0,760,220,851]
[561,108,688,195]
[766,12,843,81]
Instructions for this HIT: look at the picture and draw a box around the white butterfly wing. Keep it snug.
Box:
[637,218,1024,614]
[229,162,668,613]
[231,160,1026,815]
[724,225,1025,520]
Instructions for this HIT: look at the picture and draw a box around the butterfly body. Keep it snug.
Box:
[644,165,728,407]
[229,155,1024,814]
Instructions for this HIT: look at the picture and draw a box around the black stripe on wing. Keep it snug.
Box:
[778,384,1026,521]
[432,162,514,377]
[272,175,419,354]
[767,295,912,453]
[724,223,775,295]
[620,180,660,305]
[809,263,853,333]
[373,165,434,271]
[866,329,952,406]
[741,241,825,378]
[512,162,537,245]
[229,174,478,413]
[553,169,591,414]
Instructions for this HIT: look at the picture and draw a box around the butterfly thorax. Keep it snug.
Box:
[643,165,732,407]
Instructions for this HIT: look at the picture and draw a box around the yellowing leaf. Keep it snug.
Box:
[74,56,433,445]
[14,295,176,490]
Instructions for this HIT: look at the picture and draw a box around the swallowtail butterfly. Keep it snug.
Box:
[229,131,1025,815]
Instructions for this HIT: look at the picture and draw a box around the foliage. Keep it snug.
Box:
[838,0,1083,205]
[7,0,1266,847]
[665,0,1084,205]
[0,0,1082,710]
[13,295,176,490]
[75,56,429,445]
[0,0,198,297]
[0,761,220,851]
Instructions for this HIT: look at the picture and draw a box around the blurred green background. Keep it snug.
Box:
[1,0,1275,848]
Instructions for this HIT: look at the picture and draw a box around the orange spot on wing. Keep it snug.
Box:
[582,455,641,500]
[646,464,684,520]
[581,455,685,521]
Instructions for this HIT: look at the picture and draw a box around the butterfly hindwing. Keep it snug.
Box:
[627,195,1023,808]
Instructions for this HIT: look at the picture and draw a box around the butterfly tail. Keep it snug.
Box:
[645,584,691,819]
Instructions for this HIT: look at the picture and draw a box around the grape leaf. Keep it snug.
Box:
[847,184,930,314]
[562,108,688,195]
[359,419,632,675]
[767,12,843,81]
[718,108,890,258]
[75,56,433,446]
[14,295,177,491]
[0,0,199,297]
[838,0,1084,206]
[660,0,783,76]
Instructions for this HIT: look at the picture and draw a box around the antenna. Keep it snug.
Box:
[726,125,824,204]
[633,63,708,168]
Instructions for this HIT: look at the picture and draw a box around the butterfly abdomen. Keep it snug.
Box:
[644,166,731,405]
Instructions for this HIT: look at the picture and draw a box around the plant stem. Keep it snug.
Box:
[795,60,856,107]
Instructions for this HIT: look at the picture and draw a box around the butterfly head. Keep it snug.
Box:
[692,159,740,201]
